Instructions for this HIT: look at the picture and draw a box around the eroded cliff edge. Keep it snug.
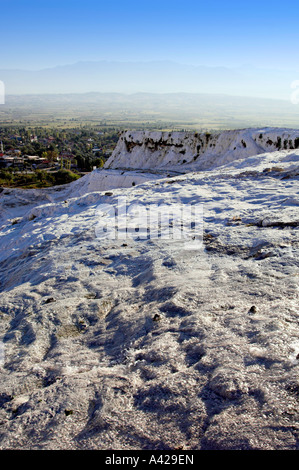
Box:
[105,128,299,171]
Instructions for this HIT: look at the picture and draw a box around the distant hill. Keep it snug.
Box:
[0,60,296,100]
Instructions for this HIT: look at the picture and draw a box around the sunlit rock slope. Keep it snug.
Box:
[105,127,299,171]
[0,128,298,450]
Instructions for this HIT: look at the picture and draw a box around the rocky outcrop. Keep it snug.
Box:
[105,128,299,171]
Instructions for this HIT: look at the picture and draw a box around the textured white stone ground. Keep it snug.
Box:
[0,134,298,449]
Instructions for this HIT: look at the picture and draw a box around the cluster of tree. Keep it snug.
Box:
[0,168,80,189]
[75,155,106,171]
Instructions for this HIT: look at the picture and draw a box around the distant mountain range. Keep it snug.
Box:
[0,60,297,100]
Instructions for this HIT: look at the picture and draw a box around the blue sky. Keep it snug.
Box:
[0,0,298,71]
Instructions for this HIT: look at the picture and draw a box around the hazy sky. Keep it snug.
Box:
[0,0,298,71]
